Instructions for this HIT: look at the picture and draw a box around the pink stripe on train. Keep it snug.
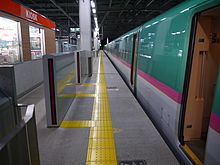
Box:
[137,70,182,104]
[110,53,182,104]
[210,113,220,134]
[112,54,131,68]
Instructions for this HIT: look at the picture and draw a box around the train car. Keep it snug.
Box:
[105,0,220,164]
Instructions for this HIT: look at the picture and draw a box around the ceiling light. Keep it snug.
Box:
[91,1,95,8]
[92,8,96,14]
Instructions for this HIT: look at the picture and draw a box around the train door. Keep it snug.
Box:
[182,6,220,163]
[130,33,138,89]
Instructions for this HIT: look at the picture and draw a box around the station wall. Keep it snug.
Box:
[0,11,56,62]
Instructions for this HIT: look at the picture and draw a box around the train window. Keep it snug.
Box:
[0,16,22,64]
[29,26,45,59]
[183,6,220,163]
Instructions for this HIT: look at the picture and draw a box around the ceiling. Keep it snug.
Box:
[15,0,185,41]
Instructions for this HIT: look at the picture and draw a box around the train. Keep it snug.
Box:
[104,0,220,164]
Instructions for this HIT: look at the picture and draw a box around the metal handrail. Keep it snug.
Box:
[0,104,34,150]
[0,104,40,165]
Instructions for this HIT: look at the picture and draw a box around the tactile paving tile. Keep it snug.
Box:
[89,130,114,139]
[86,52,117,164]
[86,161,117,165]
[86,148,117,161]
[90,127,113,132]
[95,121,112,127]
[60,121,96,127]
[88,139,115,149]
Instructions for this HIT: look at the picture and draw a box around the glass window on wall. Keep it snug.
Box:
[0,16,22,64]
[29,26,45,59]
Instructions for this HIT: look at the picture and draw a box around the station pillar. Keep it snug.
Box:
[79,0,91,51]
[93,30,99,51]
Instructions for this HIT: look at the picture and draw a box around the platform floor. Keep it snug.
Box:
[18,51,179,165]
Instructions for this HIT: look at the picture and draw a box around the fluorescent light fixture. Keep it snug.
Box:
[91,1,95,8]
[152,21,159,25]
[95,27,99,32]
[180,8,189,13]
[145,25,151,28]
[160,17,167,21]
[92,8,96,13]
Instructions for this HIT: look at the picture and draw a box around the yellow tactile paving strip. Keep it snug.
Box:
[86,51,117,165]
[60,52,117,164]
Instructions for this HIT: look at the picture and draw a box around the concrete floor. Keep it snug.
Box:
[18,52,179,165]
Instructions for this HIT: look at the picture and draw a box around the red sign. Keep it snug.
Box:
[0,0,56,30]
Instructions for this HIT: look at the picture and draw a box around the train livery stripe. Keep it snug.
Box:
[210,113,220,134]
[137,70,182,104]
[111,54,131,68]
[109,53,182,104]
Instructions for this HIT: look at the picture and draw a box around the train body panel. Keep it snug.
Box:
[205,68,220,164]
[106,0,220,164]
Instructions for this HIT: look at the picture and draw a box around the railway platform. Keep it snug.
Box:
[18,51,179,165]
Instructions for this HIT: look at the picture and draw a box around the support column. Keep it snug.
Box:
[79,0,91,51]
[93,30,99,51]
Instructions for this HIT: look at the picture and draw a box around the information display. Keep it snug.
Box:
[0,16,21,64]
[29,26,45,59]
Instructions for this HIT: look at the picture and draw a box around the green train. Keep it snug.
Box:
[105,0,220,164]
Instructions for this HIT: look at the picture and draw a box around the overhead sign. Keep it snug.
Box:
[0,0,56,30]
[70,27,80,33]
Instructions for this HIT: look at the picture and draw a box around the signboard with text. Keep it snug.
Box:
[0,0,56,30]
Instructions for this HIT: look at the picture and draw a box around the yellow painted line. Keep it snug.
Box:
[66,83,97,86]
[57,70,75,94]
[61,121,96,127]
[58,94,96,97]
[86,51,117,164]
[183,145,203,165]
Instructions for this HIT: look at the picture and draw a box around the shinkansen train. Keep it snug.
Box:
[105,0,220,164]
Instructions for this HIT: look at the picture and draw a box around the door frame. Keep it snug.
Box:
[179,4,220,144]
[178,14,199,144]
[130,30,141,94]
